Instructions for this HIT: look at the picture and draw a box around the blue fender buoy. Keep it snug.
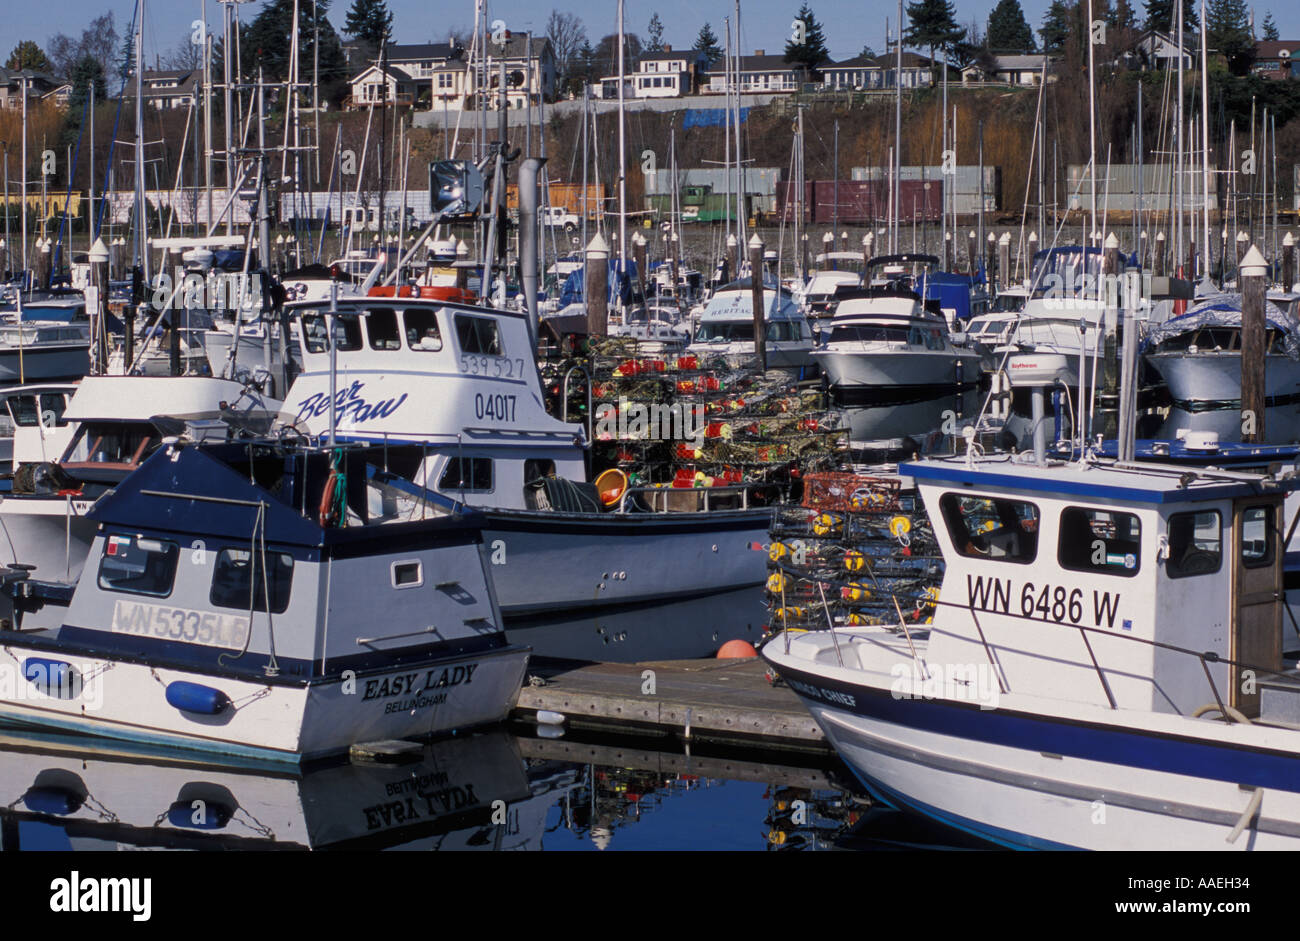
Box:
[165,681,231,715]
[22,786,85,816]
[167,799,234,830]
[23,658,79,699]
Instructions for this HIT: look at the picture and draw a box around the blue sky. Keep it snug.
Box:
[9,0,1299,66]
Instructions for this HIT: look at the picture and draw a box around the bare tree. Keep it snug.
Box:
[46,11,119,80]
[163,31,202,72]
[546,10,587,87]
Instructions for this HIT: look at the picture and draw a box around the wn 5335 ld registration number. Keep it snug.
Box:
[111,600,251,650]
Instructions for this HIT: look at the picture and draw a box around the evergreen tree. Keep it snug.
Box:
[577,38,595,85]
[1039,0,1071,52]
[67,54,106,115]
[1262,12,1279,41]
[647,13,665,52]
[344,0,393,52]
[693,22,722,67]
[987,0,1036,52]
[861,44,877,58]
[1143,0,1197,35]
[1109,0,1139,32]
[5,40,53,73]
[784,3,830,79]
[904,0,964,82]
[1207,0,1255,74]
[243,0,348,106]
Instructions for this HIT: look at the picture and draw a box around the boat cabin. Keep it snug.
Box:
[906,455,1294,719]
[280,297,588,511]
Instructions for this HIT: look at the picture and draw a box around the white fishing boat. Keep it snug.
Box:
[812,285,984,405]
[0,383,77,475]
[687,277,816,377]
[1145,293,1300,434]
[0,374,280,610]
[0,437,529,762]
[276,291,773,659]
[764,448,1300,849]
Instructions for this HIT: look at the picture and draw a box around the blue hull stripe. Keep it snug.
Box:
[768,661,1300,795]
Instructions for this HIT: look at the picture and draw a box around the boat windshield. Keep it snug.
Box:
[695,321,803,342]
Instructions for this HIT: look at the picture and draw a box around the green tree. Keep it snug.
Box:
[987,0,1036,52]
[647,13,665,52]
[1262,12,1279,41]
[904,0,965,73]
[1207,0,1255,75]
[67,54,106,114]
[1039,0,1071,52]
[344,0,393,52]
[692,22,722,67]
[1143,0,1198,35]
[784,3,830,80]
[6,40,53,73]
[860,44,877,58]
[242,0,348,106]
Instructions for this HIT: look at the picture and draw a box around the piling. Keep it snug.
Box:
[632,231,647,306]
[1241,244,1268,443]
[1154,232,1166,278]
[1284,232,1295,289]
[727,233,739,279]
[749,233,767,373]
[997,233,1011,292]
[585,233,609,337]
[967,230,977,275]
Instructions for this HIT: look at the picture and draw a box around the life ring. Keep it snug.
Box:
[319,470,342,527]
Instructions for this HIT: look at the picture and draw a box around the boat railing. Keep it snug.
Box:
[770,558,1300,729]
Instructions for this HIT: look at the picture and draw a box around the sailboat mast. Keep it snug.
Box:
[893,0,902,255]
[134,0,149,282]
[617,0,627,273]
[1174,0,1184,271]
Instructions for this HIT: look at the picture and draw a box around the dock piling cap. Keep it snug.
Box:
[1241,245,1268,278]
[586,233,609,258]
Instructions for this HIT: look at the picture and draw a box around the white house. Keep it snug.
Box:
[702,52,807,94]
[600,46,702,98]
[961,54,1056,85]
[1132,30,1192,69]
[821,55,884,90]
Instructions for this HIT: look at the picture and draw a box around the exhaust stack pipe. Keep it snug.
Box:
[518,157,547,348]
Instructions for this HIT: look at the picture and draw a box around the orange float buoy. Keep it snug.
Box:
[594,468,628,506]
[716,640,758,659]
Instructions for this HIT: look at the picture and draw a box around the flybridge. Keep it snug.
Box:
[279,297,583,446]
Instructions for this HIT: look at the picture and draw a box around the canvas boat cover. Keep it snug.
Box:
[1143,292,1300,358]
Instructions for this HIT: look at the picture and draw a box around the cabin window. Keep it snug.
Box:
[939,493,1039,563]
[455,315,502,355]
[1241,506,1276,568]
[1058,507,1142,577]
[404,309,443,351]
[301,313,362,353]
[7,393,67,427]
[524,458,555,482]
[391,560,423,588]
[1166,510,1222,578]
[62,423,156,466]
[828,324,911,344]
[366,308,402,350]
[209,548,294,614]
[439,456,493,492]
[98,534,180,597]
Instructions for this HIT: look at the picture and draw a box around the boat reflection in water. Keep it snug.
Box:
[832,387,984,452]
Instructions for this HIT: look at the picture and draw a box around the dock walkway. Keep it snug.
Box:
[514,657,828,754]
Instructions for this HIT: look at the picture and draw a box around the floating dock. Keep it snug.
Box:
[513,657,828,754]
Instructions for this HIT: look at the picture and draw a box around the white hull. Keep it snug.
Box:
[1149,351,1300,405]
[803,698,1300,850]
[815,348,982,391]
[0,643,529,763]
